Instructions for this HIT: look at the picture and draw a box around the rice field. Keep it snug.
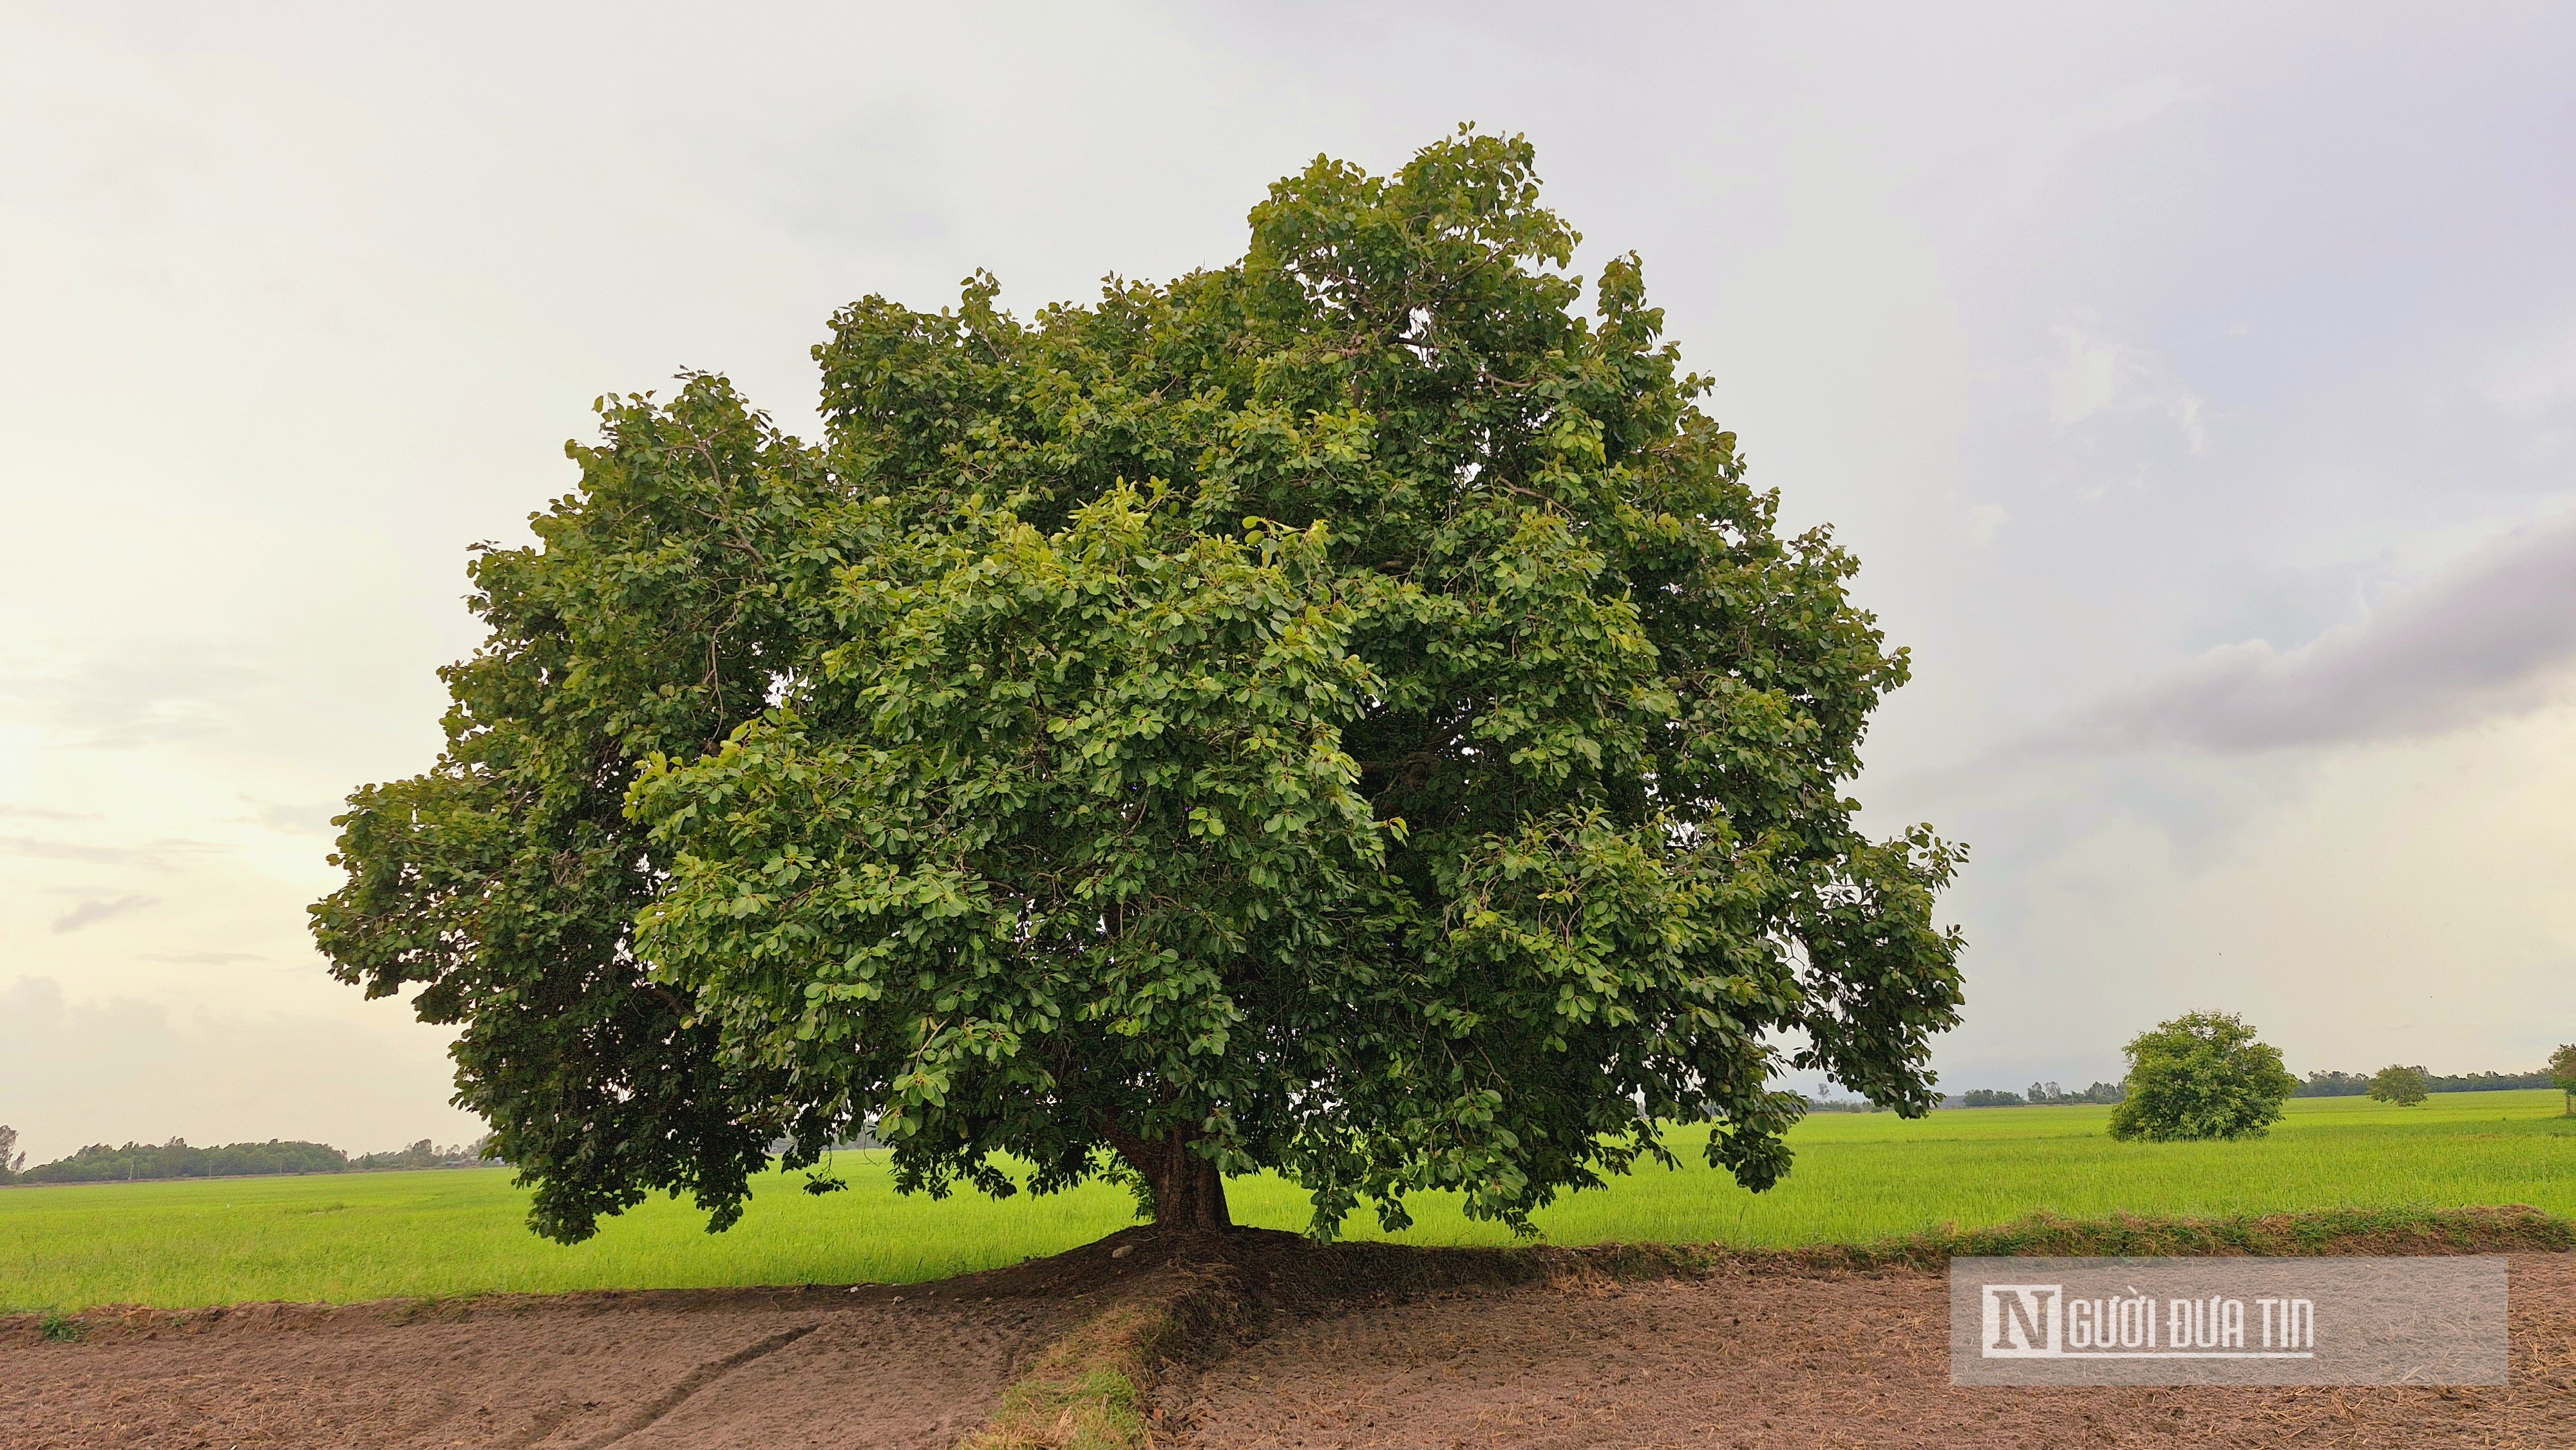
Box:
[5,1089,2568,1312]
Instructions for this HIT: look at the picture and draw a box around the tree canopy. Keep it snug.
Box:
[312,129,1965,1242]
[2367,1064,2429,1107]
[2107,1012,2298,1142]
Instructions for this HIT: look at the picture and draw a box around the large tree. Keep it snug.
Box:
[312,129,1964,1241]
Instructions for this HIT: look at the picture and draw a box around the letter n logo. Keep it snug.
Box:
[1981,1285,2062,1357]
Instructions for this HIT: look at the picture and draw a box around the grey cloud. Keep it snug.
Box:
[0,646,263,749]
[243,799,343,837]
[2067,509,2576,752]
[770,115,956,253]
[0,834,212,870]
[52,894,156,934]
[672,100,958,258]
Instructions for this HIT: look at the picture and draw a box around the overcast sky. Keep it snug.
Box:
[5,1,2573,1163]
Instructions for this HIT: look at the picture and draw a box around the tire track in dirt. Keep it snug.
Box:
[0,1285,1079,1449]
[560,1322,819,1449]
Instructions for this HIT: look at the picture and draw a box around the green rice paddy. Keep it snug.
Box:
[6,1090,2569,1312]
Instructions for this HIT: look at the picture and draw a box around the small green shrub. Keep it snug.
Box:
[38,1311,87,1343]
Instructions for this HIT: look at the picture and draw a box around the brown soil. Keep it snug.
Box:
[5,1225,2568,1449]
[0,1254,1122,1450]
[1166,1252,2576,1449]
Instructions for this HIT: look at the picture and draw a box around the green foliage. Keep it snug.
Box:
[1960,1089,2023,1107]
[37,1311,86,1343]
[2553,1044,2576,1114]
[2107,1012,2299,1142]
[312,127,1964,1245]
[2368,1064,2430,1107]
[19,1138,348,1184]
[0,1124,21,1180]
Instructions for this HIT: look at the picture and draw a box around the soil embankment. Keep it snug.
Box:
[1168,1252,2576,1448]
[5,1209,2568,1448]
[0,1272,1092,1449]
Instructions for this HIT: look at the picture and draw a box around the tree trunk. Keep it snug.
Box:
[1107,1124,1231,1232]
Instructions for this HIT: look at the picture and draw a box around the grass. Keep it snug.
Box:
[5,1090,2570,1313]
[36,1311,87,1342]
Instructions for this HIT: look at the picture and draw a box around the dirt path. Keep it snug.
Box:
[1168,1253,2576,1449]
[0,1283,1081,1450]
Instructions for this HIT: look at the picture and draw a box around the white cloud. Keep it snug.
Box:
[0,834,211,870]
[0,977,477,1167]
[2481,315,2576,421]
[2049,328,2123,428]
[2047,313,2208,453]
[1965,503,2011,547]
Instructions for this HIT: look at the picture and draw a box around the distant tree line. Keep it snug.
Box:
[14,1138,348,1183]
[350,1139,492,1172]
[2291,1068,2554,1097]
[1955,1081,2126,1108]
[1941,1064,2562,1112]
[9,1044,2567,1188]
[0,1133,495,1185]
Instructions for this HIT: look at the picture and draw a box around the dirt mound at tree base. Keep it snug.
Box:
[984,1209,2575,1448]
[5,1209,2568,1448]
